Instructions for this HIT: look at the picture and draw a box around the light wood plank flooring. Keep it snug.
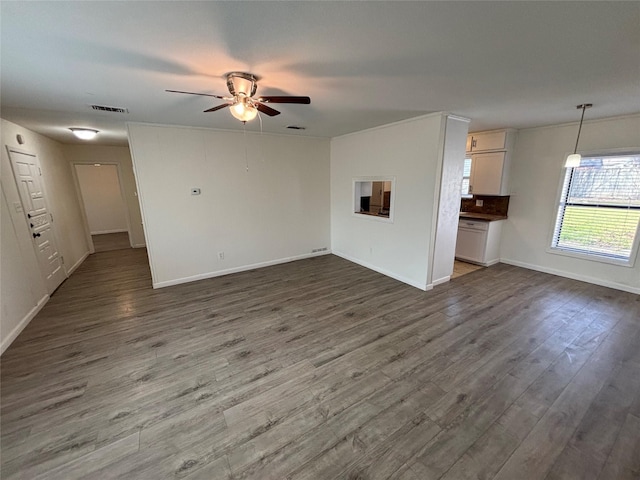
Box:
[451,260,484,279]
[92,232,131,253]
[1,249,639,479]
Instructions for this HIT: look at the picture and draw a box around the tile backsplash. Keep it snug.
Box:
[460,195,510,216]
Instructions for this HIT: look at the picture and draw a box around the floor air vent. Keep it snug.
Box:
[90,105,129,114]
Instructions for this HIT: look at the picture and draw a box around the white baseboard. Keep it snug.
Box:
[1,294,49,355]
[332,251,430,291]
[90,229,128,235]
[67,251,90,276]
[152,250,333,289]
[500,258,640,295]
[132,243,146,248]
[432,275,451,287]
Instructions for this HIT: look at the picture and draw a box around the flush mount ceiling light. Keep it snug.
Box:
[565,103,592,168]
[69,128,99,140]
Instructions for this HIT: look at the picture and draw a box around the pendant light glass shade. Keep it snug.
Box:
[565,153,581,168]
[564,103,592,168]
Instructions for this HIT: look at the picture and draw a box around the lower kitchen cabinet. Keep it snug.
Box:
[455,219,503,266]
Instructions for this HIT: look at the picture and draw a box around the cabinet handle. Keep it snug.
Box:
[472,138,477,148]
[469,185,473,193]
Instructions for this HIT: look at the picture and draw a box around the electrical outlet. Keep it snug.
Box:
[218,252,224,260]
[476,199,484,207]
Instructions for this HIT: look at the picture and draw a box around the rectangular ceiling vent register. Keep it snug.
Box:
[90,105,129,114]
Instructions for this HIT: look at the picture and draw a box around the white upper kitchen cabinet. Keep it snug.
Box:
[465,129,516,196]
[466,130,507,153]
[468,152,505,195]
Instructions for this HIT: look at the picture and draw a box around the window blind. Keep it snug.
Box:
[552,154,640,262]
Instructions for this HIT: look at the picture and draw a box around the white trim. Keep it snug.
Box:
[67,250,90,276]
[1,294,49,355]
[333,112,447,140]
[90,229,128,235]
[126,121,328,140]
[432,275,451,287]
[499,258,640,295]
[332,250,430,291]
[152,250,332,289]
[132,243,146,248]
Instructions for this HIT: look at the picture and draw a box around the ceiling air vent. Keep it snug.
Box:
[286,125,306,130]
[90,105,129,114]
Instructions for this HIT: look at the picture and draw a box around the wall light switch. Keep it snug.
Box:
[476,199,484,207]
[191,188,201,195]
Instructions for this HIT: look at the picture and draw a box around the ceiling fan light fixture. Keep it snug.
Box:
[70,128,99,140]
[230,100,258,122]
[564,103,592,168]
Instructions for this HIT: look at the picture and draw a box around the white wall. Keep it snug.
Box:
[64,145,146,247]
[128,123,331,288]
[1,119,90,354]
[501,114,640,294]
[430,116,470,285]
[330,113,450,290]
[75,164,128,234]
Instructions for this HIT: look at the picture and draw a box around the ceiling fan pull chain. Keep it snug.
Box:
[243,121,249,172]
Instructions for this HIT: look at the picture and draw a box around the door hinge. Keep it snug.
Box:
[61,256,65,265]
[38,167,42,176]
[50,213,54,222]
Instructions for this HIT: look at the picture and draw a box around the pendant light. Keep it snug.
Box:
[565,103,592,168]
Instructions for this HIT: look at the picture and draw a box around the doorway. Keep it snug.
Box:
[74,164,132,253]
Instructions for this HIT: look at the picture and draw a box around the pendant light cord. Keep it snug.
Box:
[573,104,588,154]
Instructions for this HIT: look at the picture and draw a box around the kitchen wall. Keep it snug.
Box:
[1,119,90,353]
[501,113,640,294]
[75,164,128,235]
[64,145,146,247]
[128,123,331,288]
[330,113,455,290]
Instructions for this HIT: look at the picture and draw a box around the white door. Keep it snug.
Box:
[8,149,66,293]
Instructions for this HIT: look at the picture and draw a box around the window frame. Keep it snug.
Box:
[461,156,472,198]
[548,149,640,267]
[352,176,396,223]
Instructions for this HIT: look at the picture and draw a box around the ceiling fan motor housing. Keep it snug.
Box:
[227,72,258,97]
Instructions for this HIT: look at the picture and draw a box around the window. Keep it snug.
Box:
[551,154,640,265]
[461,157,472,196]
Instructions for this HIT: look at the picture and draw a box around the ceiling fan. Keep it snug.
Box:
[166,72,311,122]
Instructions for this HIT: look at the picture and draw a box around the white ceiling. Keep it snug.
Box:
[1,1,639,146]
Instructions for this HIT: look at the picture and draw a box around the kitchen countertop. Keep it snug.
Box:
[459,212,507,221]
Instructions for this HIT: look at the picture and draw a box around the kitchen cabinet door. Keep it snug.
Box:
[467,131,506,153]
[470,152,505,195]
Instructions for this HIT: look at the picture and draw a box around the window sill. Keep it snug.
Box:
[547,246,636,268]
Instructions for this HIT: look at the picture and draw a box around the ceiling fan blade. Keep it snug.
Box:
[255,102,281,117]
[258,96,311,104]
[166,89,226,99]
[203,103,231,113]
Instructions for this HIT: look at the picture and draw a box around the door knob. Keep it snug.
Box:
[33,232,41,238]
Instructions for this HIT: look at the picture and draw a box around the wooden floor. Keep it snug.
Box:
[92,232,131,253]
[1,249,639,480]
